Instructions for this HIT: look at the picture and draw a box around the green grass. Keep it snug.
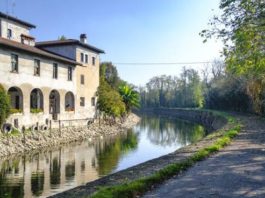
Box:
[90,111,241,198]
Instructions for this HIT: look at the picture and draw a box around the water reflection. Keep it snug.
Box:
[139,115,205,146]
[0,115,206,197]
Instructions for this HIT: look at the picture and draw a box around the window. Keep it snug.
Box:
[68,66,73,81]
[11,54,18,73]
[65,92,75,111]
[81,75,85,85]
[34,59,40,76]
[91,97,96,106]
[85,54,88,63]
[92,57,96,65]
[81,53,84,62]
[7,29,12,39]
[53,63,58,79]
[80,97,85,107]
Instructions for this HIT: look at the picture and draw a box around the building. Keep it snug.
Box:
[0,12,104,130]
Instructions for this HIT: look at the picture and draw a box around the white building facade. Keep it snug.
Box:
[0,12,104,130]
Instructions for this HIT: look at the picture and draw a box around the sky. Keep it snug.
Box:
[0,0,223,86]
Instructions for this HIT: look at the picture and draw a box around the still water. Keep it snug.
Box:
[0,115,206,198]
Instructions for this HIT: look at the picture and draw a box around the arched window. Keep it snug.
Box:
[49,90,60,114]
[65,92,75,111]
[30,88,43,112]
[8,87,23,112]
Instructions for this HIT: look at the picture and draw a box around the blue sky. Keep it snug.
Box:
[0,0,223,86]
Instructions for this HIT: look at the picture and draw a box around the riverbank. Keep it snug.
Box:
[143,114,265,198]
[51,108,237,198]
[0,113,140,158]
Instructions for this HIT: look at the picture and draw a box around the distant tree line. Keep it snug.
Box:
[140,0,265,116]
[139,68,203,109]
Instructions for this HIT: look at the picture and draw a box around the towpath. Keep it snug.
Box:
[142,115,265,198]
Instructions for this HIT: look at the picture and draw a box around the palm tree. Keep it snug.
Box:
[119,84,140,113]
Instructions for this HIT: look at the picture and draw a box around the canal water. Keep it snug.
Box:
[0,115,206,198]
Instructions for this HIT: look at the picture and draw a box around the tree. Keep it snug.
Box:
[98,77,126,117]
[201,0,265,114]
[58,35,67,40]
[98,64,125,117]
[100,62,121,89]
[0,84,10,128]
[139,68,204,109]
[119,84,140,112]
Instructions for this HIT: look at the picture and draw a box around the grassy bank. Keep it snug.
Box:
[90,110,241,198]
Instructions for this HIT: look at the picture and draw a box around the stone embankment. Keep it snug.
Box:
[0,113,140,158]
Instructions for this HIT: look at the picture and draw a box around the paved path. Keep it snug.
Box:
[143,115,265,198]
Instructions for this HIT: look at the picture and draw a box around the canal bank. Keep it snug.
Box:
[0,114,140,158]
[51,108,234,198]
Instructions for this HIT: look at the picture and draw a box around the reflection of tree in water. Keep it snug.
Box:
[139,115,205,147]
[50,155,61,186]
[0,159,24,198]
[96,131,139,176]
[65,160,75,181]
[31,171,44,196]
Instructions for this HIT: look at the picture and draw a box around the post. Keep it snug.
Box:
[49,120,52,137]
[36,122,39,140]
[22,126,26,145]
[59,120,61,137]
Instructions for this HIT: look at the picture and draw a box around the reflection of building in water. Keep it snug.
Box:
[0,132,138,197]
[0,141,100,198]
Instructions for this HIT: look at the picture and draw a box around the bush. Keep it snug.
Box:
[0,84,10,127]
[98,77,126,117]
[30,108,43,114]
[10,108,22,114]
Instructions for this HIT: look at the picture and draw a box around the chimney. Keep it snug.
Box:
[80,34,87,44]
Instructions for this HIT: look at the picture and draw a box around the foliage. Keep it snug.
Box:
[0,84,10,127]
[98,76,126,117]
[202,61,252,112]
[30,108,43,114]
[90,111,241,198]
[100,62,122,90]
[139,68,204,109]
[119,84,140,112]
[10,108,22,114]
[201,0,265,115]
[58,35,67,40]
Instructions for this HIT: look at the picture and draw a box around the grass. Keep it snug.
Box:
[90,110,241,198]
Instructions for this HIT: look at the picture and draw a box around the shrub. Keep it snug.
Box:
[30,108,43,114]
[10,108,22,114]
[0,84,10,127]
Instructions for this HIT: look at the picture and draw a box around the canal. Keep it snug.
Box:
[0,115,206,198]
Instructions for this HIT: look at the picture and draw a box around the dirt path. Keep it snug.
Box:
[142,115,265,198]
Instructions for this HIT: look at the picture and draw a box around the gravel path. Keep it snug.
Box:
[143,115,265,198]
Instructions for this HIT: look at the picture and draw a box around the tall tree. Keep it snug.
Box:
[201,0,265,114]
[100,62,121,89]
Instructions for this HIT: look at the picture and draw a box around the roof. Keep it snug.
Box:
[0,37,81,66]
[36,39,105,54]
[0,12,36,29]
